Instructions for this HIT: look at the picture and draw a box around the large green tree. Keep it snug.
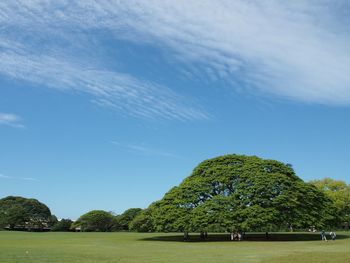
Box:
[73,210,116,232]
[0,196,52,230]
[311,178,350,229]
[148,155,336,236]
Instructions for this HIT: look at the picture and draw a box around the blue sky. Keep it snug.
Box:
[1,1,350,219]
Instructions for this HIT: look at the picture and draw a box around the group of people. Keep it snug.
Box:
[230,232,242,241]
[321,230,336,241]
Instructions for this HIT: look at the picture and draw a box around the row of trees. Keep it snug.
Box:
[0,196,142,232]
[71,208,142,232]
[1,155,349,234]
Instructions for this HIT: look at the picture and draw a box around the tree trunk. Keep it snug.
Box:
[183,231,189,241]
[265,231,269,240]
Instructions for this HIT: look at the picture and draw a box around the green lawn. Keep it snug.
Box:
[0,231,349,263]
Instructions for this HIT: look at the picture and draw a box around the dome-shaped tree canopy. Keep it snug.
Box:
[149,154,335,233]
[73,210,116,232]
[0,196,52,230]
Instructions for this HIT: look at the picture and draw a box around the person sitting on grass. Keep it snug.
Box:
[330,231,336,241]
[321,230,328,242]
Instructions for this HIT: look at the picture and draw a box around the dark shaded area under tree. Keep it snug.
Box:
[141,232,350,242]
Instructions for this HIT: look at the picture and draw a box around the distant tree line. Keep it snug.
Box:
[1,155,349,234]
[0,196,56,231]
[0,196,142,232]
[71,208,143,232]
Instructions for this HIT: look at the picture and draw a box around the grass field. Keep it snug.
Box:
[0,231,349,263]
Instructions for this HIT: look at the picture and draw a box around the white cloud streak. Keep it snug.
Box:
[0,113,24,128]
[1,0,350,109]
[0,173,38,181]
[111,141,180,158]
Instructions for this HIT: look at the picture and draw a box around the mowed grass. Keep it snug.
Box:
[0,231,349,263]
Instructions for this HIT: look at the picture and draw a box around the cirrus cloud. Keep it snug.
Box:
[1,0,350,111]
[0,113,24,128]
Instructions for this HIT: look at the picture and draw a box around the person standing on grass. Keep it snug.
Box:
[330,231,336,241]
[321,230,327,241]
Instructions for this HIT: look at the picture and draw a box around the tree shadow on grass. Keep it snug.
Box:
[140,233,350,242]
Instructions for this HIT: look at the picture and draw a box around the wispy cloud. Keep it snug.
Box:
[0,173,38,181]
[0,52,207,121]
[0,113,24,128]
[1,1,350,110]
[0,2,208,121]
[108,0,350,105]
[111,141,180,158]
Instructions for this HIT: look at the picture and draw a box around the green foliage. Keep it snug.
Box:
[49,215,58,227]
[149,154,336,233]
[0,196,52,230]
[129,208,154,232]
[51,219,73,232]
[311,178,350,229]
[115,208,142,231]
[73,210,116,232]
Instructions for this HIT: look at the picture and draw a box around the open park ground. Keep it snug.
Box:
[0,231,350,263]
